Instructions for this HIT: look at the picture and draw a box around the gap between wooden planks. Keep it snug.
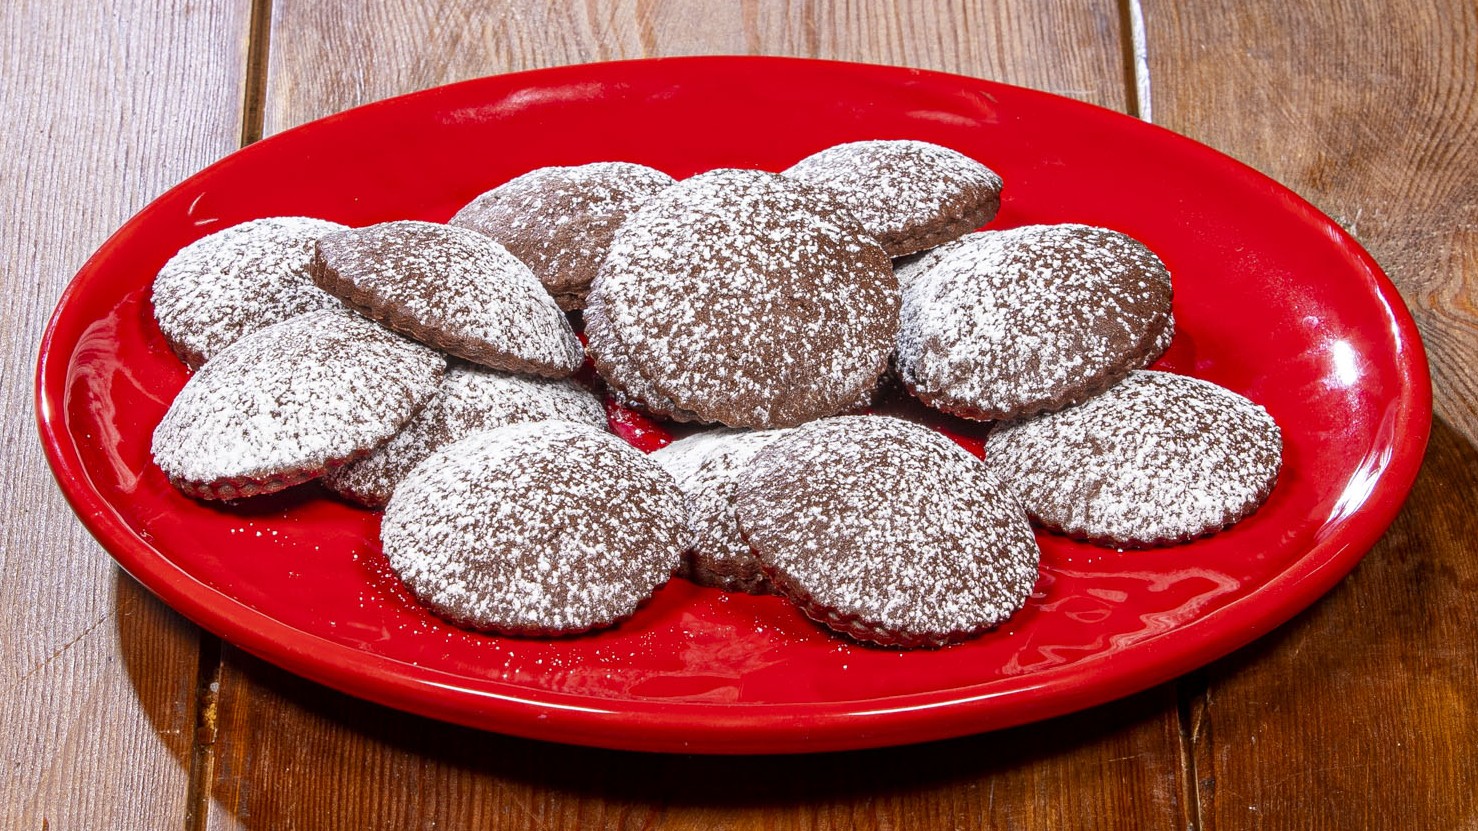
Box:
[0,1,248,829]
[1144,1,1478,826]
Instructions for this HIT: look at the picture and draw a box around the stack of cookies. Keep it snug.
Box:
[148,139,1281,649]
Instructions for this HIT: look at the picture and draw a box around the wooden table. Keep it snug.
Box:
[4,2,1475,827]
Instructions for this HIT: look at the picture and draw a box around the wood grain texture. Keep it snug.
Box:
[1186,420,1478,828]
[207,648,1185,831]
[1145,0,1478,443]
[196,2,1189,829]
[263,0,1128,133]
[0,1,251,827]
[1143,0,1478,826]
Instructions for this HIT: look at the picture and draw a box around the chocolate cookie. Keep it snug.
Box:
[734,416,1040,648]
[152,216,346,368]
[151,308,446,500]
[1145,313,1176,365]
[450,162,675,310]
[650,429,790,594]
[900,231,1176,367]
[783,140,1003,257]
[891,233,977,293]
[311,220,583,378]
[583,307,705,422]
[325,363,607,507]
[380,421,687,636]
[985,370,1282,547]
[585,168,898,428]
[896,224,1173,422]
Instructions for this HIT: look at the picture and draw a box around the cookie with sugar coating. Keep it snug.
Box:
[734,415,1040,648]
[325,363,608,507]
[380,421,687,636]
[890,232,977,293]
[896,224,1173,422]
[985,370,1282,547]
[151,307,445,500]
[311,220,583,378]
[450,162,675,311]
[651,429,790,594]
[585,168,897,429]
[783,139,1003,257]
[152,216,346,368]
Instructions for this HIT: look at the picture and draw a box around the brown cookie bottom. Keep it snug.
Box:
[878,198,997,259]
[168,451,369,501]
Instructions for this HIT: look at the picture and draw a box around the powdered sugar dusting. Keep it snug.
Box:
[583,304,701,421]
[151,307,445,494]
[380,421,687,635]
[450,162,675,310]
[585,169,898,428]
[892,233,981,293]
[896,224,1173,421]
[986,370,1283,546]
[152,216,346,368]
[313,220,583,377]
[734,416,1039,646]
[783,140,1002,256]
[325,363,607,506]
[651,429,790,593]
[1144,313,1176,365]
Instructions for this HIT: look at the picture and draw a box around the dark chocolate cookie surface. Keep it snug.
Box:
[585,168,898,428]
[891,232,978,293]
[450,162,675,310]
[380,421,687,636]
[896,223,1173,422]
[734,416,1039,648]
[650,429,790,594]
[152,216,346,368]
[151,307,446,500]
[985,370,1282,547]
[325,363,607,507]
[312,220,583,377]
[783,140,1002,257]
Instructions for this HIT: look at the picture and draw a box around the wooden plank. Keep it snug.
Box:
[262,0,1128,133]
[1143,0,1478,443]
[0,0,251,828]
[201,2,1186,829]
[1182,422,1478,828]
[1143,1,1478,826]
[210,648,1183,831]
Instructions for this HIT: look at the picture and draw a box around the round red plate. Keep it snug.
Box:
[36,57,1430,754]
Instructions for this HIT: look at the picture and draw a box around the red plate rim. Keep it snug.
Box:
[35,56,1432,754]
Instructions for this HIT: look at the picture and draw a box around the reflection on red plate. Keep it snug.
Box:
[36,57,1430,754]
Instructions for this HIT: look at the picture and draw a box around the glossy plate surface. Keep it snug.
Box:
[37,57,1430,754]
